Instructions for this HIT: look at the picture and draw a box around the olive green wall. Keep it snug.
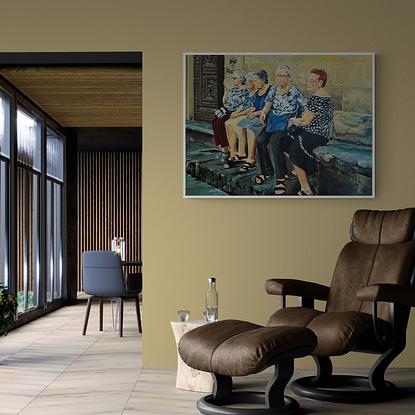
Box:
[2,0,414,369]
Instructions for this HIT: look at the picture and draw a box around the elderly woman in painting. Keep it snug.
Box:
[223,72,257,169]
[256,65,307,194]
[237,70,272,172]
[211,70,248,156]
[289,68,334,195]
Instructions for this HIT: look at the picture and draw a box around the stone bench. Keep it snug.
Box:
[185,110,373,196]
[178,319,317,414]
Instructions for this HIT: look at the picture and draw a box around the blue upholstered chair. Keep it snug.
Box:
[82,250,142,337]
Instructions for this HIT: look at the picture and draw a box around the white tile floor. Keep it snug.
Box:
[0,302,414,414]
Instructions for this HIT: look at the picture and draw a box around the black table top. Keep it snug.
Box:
[121,260,142,267]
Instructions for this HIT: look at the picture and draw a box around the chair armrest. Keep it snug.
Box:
[357,284,415,307]
[265,279,330,301]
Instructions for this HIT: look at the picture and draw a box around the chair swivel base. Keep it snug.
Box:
[197,392,298,415]
[291,375,399,403]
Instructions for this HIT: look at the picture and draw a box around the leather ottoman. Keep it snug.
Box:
[179,319,317,414]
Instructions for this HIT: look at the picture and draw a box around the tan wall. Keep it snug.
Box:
[1,0,415,369]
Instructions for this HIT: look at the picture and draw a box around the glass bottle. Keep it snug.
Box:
[111,237,118,252]
[119,237,125,261]
[206,277,218,322]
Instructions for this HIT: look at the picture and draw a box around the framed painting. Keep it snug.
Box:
[184,53,375,198]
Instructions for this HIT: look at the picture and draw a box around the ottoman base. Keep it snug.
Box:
[198,393,298,415]
[196,359,300,415]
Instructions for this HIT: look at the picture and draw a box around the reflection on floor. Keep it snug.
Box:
[0,302,414,414]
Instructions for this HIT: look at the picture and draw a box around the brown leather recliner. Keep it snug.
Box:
[266,208,415,403]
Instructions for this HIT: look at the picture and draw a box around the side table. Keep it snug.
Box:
[170,320,213,393]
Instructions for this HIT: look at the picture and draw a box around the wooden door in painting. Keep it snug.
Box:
[193,55,224,122]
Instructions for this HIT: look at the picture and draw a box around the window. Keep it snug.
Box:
[0,160,8,285]
[0,91,10,286]
[0,92,10,158]
[0,81,67,321]
[46,128,64,301]
[17,108,41,171]
[16,108,41,312]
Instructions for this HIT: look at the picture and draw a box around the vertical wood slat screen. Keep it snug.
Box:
[77,152,140,291]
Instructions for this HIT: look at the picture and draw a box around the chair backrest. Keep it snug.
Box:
[82,251,126,297]
[326,208,415,322]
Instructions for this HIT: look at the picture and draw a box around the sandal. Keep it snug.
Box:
[298,189,314,196]
[223,156,244,169]
[274,179,286,195]
[255,174,272,185]
[239,161,257,173]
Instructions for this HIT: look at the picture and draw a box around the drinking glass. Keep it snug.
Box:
[177,310,190,322]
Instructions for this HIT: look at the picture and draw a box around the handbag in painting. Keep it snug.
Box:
[265,112,291,133]
[215,106,229,119]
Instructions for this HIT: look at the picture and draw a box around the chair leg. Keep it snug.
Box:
[135,295,142,333]
[82,297,93,335]
[99,300,104,331]
[111,299,115,329]
[291,352,400,403]
[312,356,333,386]
[197,361,299,414]
[369,347,403,391]
[119,297,124,337]
[265,359,294,408]
[212,373,232,401]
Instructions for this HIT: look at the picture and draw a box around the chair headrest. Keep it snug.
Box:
[82,250,122,268]
[351,208,415,245]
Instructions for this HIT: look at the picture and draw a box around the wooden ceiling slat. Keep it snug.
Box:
[0,66,142,127]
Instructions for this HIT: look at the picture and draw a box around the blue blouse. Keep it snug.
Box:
[239,92,256,111]
[266,85,307,116]
[253,85,272,111]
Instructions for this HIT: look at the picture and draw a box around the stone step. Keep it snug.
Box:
[185,139,300,196]
[185,116,373,196]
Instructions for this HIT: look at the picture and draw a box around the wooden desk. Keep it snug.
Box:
[170,320,213,393]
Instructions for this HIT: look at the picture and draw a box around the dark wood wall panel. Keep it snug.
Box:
[77,151,140,291]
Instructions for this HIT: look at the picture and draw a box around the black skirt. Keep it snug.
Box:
[289,130,328,175]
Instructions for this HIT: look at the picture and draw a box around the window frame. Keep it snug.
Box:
[46,126,65,303]
[0,76,67,325]
[0,86,11,288]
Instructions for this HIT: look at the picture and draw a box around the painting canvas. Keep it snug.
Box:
[184,53,374,198]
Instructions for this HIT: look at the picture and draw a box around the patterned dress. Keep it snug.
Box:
[225,88,249,112]
[238,85,272,138]
[304,95,334,139]
[212,88,248,148]
[290,94,335,175]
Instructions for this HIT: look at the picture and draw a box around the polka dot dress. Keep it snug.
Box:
[305,95,334,139]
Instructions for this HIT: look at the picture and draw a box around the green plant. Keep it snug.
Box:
[0,283,17,335]
[17,291,34,312]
